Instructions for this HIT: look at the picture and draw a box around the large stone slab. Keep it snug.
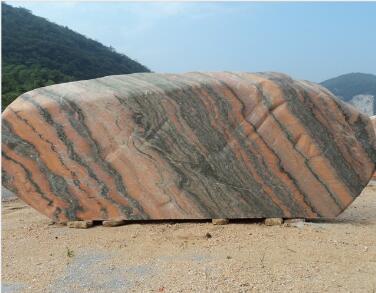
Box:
[2,72,376,222]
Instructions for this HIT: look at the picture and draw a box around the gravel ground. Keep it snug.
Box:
[2,184,376,293]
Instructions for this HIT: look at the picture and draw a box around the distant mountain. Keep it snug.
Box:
[321,73,376,116]
[321,73,376,101]
[2,3,150,109]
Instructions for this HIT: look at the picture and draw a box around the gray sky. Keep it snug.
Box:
[13,1,376,82]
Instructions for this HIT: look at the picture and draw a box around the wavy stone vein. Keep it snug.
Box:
[2,72,376,221]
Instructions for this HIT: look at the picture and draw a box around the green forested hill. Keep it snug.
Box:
[2,3,150,109]
[321,73,376,102]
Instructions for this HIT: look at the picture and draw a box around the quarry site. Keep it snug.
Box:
[2,3,376,293]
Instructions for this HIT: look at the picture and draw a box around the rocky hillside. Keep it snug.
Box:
[321,73,376,116]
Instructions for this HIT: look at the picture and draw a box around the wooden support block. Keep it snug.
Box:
[284,218,305,224]
[212,218,229,225]
[67,220,94,229]
[264,218,283,226]
[284,218,305,228]
[102,220,126,227]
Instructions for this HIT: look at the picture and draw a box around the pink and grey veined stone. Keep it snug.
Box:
[2,72,376,222]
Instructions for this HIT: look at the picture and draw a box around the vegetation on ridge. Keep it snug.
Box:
[2,3,150,109]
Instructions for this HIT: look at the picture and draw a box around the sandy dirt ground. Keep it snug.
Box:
[2,184,376,293]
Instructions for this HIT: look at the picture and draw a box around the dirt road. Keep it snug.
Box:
[2,184,376,292]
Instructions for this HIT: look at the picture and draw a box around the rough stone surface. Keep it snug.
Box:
[212,219,229,225]
[264,218,284,226]
[2,72,376,222]
[67,221,94,229]
[348,95,375,116]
